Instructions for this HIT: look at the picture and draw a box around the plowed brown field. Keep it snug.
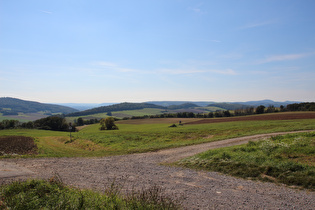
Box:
[185,112,315,125]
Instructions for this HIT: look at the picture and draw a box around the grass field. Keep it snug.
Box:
[177,132,315,190]
[1,112,315,158]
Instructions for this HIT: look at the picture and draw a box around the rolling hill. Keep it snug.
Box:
[66,102,166,117]
[0,97,78,115]
[1,98,303,121]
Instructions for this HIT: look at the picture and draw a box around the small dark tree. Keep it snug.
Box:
[223,110,231,117]
[207,112,214,118]
[100,117,118,130]
[266,105,275,113]
[255,105,265,114]
[214,111,223,118]
[77,117,84,126]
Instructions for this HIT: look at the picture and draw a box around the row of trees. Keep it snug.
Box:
[124,106,267,120]
[0,116,75,131]
[286,102,315,111]
[75,118,100,126]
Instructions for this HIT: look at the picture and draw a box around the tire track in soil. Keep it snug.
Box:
[1,130,315,209]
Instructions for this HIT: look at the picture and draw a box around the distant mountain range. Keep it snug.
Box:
[55,103,116,111]
[58,100,300,111]
[65,99,302,118]
[1,97,303,121]
[147,100,300,108]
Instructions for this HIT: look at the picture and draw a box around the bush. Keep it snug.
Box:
[100,117,119,130]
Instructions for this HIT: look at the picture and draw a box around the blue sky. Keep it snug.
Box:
[1,0,314,103]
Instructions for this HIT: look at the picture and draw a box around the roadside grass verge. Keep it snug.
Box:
[0,177,181,209]
[1,119,315,158]
[176,132,315,190]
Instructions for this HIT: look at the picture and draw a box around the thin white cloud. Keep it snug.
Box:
[158,68,237,75]
[212,69,237,75]
[189,3,205,14]
[240,20,277,29]
[94,61,138,73]
[257,53,310,64]
[94,61,238,76]
[40,10,53,14]
[219,53,243,60]
[96,61,117,68]
[158,69,206,75]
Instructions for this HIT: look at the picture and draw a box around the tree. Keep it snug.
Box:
[77,117,84,126]
[100,117,118,130]
[223,110,231,117]
[266,105,275,113]
[255,105,265,114]
[34,116,69,131]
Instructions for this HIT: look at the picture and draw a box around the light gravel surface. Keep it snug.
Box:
[1,131,314,209]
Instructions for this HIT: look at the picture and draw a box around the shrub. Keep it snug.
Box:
[100,117,119,130]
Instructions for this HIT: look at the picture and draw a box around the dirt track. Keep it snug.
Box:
[1,130,314,209]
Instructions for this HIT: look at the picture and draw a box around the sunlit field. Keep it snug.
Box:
[1,117,315,158]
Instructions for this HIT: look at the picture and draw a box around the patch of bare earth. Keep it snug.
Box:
[0,136,37,155]
[117,118,202,125]
[1,130,314,209]
[185,112,315,125]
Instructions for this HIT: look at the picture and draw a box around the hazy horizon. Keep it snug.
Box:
[0,96,305,105]
[1,1,314,103]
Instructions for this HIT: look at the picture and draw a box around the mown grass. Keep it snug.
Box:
[1,118,315,158]
[177,132,315,190]
[0,177,181,209]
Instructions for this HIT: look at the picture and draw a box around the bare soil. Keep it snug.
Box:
[185,112,315,125]
[117,112,315,125]
[0,136,37,155]
[1,130,314,209]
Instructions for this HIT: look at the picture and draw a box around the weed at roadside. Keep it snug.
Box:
[0,176,182,209]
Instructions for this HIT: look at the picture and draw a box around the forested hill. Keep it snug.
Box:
[167,103,199,110]
[207,103,249,110]
[66,102,166,117]
[0,97,78,115]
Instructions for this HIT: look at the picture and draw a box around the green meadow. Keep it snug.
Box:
[1,118,315,158]
[177,132,315,190]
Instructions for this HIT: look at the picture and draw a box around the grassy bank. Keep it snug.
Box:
[177,132,315,190]
[0,178,181,209]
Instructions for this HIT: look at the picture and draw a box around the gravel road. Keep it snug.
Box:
[1,131,314,209]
